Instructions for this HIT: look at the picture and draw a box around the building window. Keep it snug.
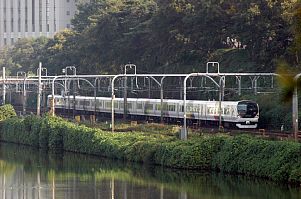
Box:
[4,20,7,33]
[66,11,70,15]
[11,19,14,32]
[66,24,70,28]
[39,0,42,32]
[18,20,21,32]
[32,0,35,31]
[25,20,28,32]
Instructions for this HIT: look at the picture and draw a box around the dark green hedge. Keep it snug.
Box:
[1,115,301,184]
[0,104,16,121]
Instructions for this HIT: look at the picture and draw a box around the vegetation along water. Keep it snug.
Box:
[0,104,301,186]
[0,142,300,199]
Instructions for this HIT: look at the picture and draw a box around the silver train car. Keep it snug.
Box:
[49,95,259,128]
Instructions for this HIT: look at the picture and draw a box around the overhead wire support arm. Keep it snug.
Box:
[293,73,301,141]
[183,73,220,140]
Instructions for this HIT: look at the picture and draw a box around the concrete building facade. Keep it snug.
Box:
[0,0,88,47]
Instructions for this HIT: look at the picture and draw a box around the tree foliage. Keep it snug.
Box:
[0,0,298,75]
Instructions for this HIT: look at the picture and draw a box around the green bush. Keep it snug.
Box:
[212,135,301,183]
[1,115,301,184]
[1,117,23,143]
[0,104,16,121]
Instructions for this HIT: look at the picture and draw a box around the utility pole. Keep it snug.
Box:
[292,73,301,141]
[37,62,42,116]
[2,67,5,105]
[124,76,127,120]
[123,64,137,120]
[73,80,76,119]
[292,87,298,140]
[160,78,165,123]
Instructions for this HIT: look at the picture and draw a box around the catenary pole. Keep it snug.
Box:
[37,62,42,116]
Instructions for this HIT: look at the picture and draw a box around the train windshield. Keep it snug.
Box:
[237,101,258,118]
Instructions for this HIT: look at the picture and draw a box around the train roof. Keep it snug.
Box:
[50,95,257,105]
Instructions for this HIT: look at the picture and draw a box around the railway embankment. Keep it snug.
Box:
[0,113,301,185]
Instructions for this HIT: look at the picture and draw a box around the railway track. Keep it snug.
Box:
[189,125,301,141]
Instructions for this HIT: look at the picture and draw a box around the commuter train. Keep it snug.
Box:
[48,95,259,129]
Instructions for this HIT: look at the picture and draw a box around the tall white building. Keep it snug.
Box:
[0,0,88,47]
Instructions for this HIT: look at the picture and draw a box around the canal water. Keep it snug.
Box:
[0,143,299,199]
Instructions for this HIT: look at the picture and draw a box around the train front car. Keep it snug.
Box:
[235,100,259,128]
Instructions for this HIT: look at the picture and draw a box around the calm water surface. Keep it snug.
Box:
[0,143,299,199]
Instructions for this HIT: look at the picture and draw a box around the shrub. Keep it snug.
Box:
[212,135,301,182]
[1,115,301,184]
[0,104,16,121]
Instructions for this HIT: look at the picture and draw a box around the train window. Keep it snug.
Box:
[145,104,153,110]
[238,101,258,118]
[207,107,213,114]
[120,102,124,109]
[238,104,247,111]
[187,105,198,112]
[193,106,199,112]
[96,100,102,107]
[80,101,85,106]
[155,104,161,110]
[105,101,111,109]
[114,102,118,109]
[85,101,90,106]
[180,105,184,112]
[168,105,175,112]
[127,103,132,109]
[223,107,228,115]
[187,105,192,112]
[137,103,143,109]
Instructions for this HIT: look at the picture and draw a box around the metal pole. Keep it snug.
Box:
[219,77,223,129]
[293,73,300,141]
[254,76,259,95]
[221,76,225,101]
[183,78,188,140]
[123,76,127,120]
[206,62,220,73]
[111,75,123,132]
[160,77,165,123]
[2,67,5,105]
[23,77,27,115]
[148,78,151,98]
[73,80,76,118]
[236,76,241,96]
[51,76,65,116]
[184,73,220,139]
[94,86,97,117]
[123,64,137,120]
[292,87,298,140]
[37,62,42,116]
[179,77,183,100]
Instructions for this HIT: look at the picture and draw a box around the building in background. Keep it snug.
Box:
[0,0,89,47]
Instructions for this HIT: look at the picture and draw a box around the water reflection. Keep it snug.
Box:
[0,143,299,199]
